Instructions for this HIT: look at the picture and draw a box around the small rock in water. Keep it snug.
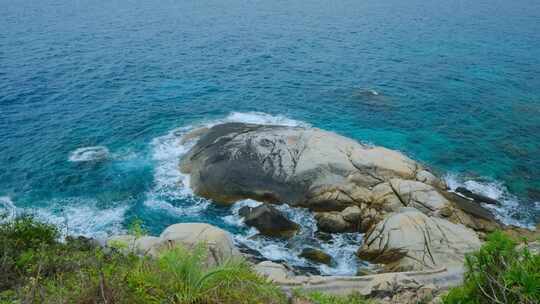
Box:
[239,204,299,238]
[456,187,500,205]
[299,247,333,265]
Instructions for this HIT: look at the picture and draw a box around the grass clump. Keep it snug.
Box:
[293,289,371,304]
[125,244,285,304]
[0,215,286,304]
[443,231,540,304]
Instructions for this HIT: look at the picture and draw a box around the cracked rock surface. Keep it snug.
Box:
[180,123,495,272]
[357,208,481,272]
[180,123,438,214]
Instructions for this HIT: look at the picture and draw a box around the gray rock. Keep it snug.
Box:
[180,123,426,211]
[239,204,299,238]
[455,187,500,205]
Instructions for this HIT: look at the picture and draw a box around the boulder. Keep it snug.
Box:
[107,223,239,266]
[315,212,354,233]
[341,205,362,223]
[357,208,481,271]
[239,204,299,238]
[315,205,381,233]
[180,123,439,211]
[299,248,333,265]
[159,223,239,266]
[455,187,500,205]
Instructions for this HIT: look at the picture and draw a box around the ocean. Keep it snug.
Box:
[1,0,539,275]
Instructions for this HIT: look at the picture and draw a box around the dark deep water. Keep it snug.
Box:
[1,0,539,274]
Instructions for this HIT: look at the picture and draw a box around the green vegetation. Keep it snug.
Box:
[0,215,285,304]
[292,289,371,304]
[443,231,540,304]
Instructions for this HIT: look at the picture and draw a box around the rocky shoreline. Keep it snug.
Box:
[108,122,538,303]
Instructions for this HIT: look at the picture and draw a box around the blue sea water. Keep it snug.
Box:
[1,0,539,274]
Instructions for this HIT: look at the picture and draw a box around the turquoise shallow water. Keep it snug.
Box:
[1,0,539,274]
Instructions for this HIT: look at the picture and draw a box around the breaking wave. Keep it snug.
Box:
[0,196,128,239]
[0,196,17,221]
[68,146,110,162]
[144,112,360,275]
[444,173,537,228]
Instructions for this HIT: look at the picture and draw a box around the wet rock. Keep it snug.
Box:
[455,187,500,205]
[180,127,209,144]
[314,231,334,242]
[299,248,332,265]
[239,204,299,238]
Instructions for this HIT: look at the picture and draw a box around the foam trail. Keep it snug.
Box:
[68,146,110,162]
[444,173,534,228]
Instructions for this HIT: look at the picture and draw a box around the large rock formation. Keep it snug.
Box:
[179,123,496,234]
[357,208,482,272]
[179,122,500,275]
[108,223,239,266]
[180,123,445,209]
[180,123,433,210]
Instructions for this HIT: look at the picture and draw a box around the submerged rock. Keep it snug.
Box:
[239,204,299,238]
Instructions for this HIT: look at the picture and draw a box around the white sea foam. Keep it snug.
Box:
[222,111,308,127]
[143,125,210,216]
[0,196,127,239]
[144,112,306,217]
[144,112,361,275]
[229,202,361,275]
[68,146,110,162]
[444,173,534,228]
[0,196,17,221]
[33,199,128,239]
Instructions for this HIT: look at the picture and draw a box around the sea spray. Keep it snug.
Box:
[444,173,535,228]
[68,146,110,162]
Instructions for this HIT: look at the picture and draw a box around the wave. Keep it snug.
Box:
[138,111,535,276]
[228,200,362,276]
[143,111,307,216]
[0,196,127,239]
[68,146,110,162]
[33,198,128,239]
[444,174,536,229]
[0,196,17,221]
[144,112,362,275]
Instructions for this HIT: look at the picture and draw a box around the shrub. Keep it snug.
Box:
[0,215,287,304]
[443,231,540,304]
